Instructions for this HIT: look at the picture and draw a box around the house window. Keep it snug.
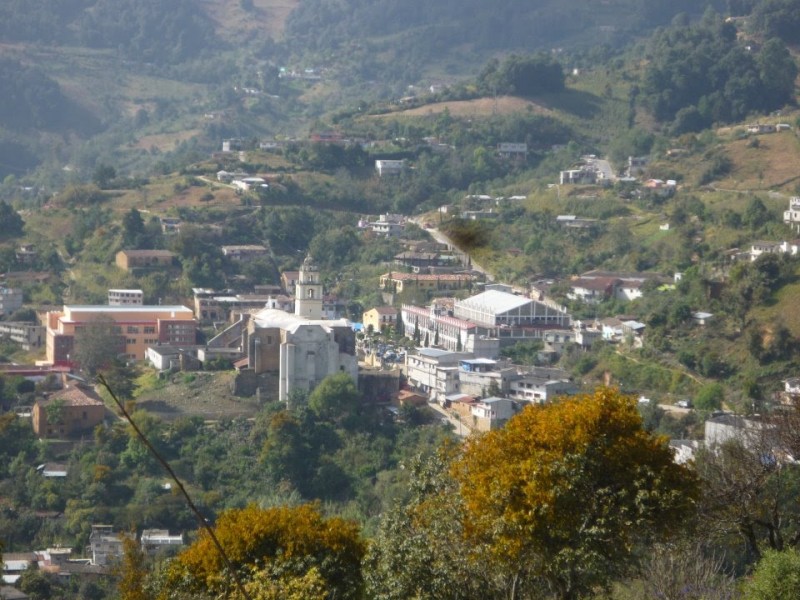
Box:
[83,411,88,419]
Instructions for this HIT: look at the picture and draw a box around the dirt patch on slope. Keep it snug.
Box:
[135,371,263,421]
[375,96,555,119]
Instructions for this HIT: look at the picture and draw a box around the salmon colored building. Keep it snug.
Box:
[32,383,107,438]
[45,305,197,365]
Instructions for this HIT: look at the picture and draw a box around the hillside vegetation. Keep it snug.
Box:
[4,2,800,599]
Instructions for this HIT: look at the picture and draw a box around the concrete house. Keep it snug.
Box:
[783,197,800,233]
[471,397,519,431]
[90,525,134,566]
[115,249,176,272]
[221,245,269,262]
[108,289,143,306]
[363,307,398,332]
[405,348,471,403]
[0,286,23,317]
[375,159,406,176]
[32,383,106,438]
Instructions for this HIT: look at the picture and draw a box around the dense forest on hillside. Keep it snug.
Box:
[0,0,219,63]
[0,59,99,133]
[641,13,797,133]
[285,0,722,54]
[4,1,800,597]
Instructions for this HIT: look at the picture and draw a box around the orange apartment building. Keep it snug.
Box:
[46,305,197,365]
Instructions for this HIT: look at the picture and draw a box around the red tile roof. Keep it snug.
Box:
[44,384,104,407]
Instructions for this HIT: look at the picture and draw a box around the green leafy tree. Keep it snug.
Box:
[18,565,62,600]
[500,339,544,365]
[260,410,313,491]
[453,388,699,599]
[364,448,494,599]
[757,37,799,106]
[72,315,125,376]
[743,197,769,229]
[44,399,66,429]
[695,383,724,411]
[751,0,800,44]
[0,200,24,237]
[308,372,360,424]
[744,548,800,599]
[92,163,117,188]
[122,208,146,248]
[115,533,150,600]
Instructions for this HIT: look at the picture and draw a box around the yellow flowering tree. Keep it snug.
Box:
[157,503,364,600]
[453,388,699,599]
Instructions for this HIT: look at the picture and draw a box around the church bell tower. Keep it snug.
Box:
[295,254,323,319]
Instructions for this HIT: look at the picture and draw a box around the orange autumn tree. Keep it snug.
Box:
[452,388,699,600]
[157,503,364,600]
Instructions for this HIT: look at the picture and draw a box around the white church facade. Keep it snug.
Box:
[244,255,357,401]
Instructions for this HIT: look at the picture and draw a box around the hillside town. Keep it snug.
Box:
[5,1,800,598]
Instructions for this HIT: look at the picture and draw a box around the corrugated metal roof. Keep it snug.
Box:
[456,290,530,314]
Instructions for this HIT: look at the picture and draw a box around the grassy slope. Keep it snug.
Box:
[204,0,299,40]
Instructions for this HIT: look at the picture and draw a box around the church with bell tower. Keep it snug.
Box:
[295,254,323,319]
[243,253,358,401]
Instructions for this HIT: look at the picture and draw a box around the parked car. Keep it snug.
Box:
[676,399,692,408]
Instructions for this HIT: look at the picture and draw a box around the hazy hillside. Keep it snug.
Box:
[0,0,792,186]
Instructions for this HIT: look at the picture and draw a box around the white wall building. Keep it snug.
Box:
[471,397,519,430]
[141,529,184,555]
[0,286,23,316]
[508,368,577,403]
[233,177,268,192]
[108,289,144,306]
[375,159,406,176]
[221,245,269,261]
[784,196,800,233]
[454,289,571,329]
[405,348,471,402]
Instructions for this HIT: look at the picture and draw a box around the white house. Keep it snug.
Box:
[141,529,184,555]
[508,367,577,404]
[221,245,270,261]
[0,286,24,317]
[108,289,144,306]
[704,414,774,452]
[375,160,406,176]
[233,177,268,192]
[692,311,714,326]
[471,397,519,431]
[559,167,597,185]
[405,348,472,402]
[369,214,406,236]
[783,197,800,232]
[497,143,528,160]
[90,525,134,566]
[750,240,782,261]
